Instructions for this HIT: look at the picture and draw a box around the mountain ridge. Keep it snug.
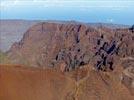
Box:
[0,19,130,52]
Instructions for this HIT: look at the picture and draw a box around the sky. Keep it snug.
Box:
[0,0,134,25]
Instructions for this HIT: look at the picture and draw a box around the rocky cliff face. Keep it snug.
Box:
[8,22,134,71]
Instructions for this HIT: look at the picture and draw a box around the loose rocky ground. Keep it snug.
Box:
[0,64,134,100]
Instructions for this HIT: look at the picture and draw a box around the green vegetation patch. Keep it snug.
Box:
[0,51,10,64]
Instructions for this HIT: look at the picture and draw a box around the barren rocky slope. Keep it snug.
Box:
[0,65,75,100]
[0,64,133,100]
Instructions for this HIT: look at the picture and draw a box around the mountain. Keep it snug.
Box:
[5,22,133,96]
[0,19,130,52]
[0,21,134,100]
[7,22,133,69]
[88,23,130,29]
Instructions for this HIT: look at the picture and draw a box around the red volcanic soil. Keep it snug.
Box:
[0,64,134,100]
[0,65,75,100]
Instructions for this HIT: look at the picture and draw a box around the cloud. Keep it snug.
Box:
[0,0,134,11]
[107,18,114,23]
[13,0,19,4]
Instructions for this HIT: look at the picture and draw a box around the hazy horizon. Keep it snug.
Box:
[0,0,134,25]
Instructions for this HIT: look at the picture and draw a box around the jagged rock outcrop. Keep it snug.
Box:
[129,25,134,33]
[7,22,134,72]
